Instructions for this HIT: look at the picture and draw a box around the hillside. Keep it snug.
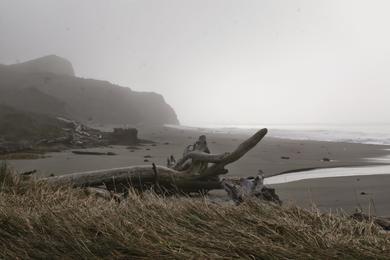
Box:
[0,105,69,143]
[0,56,179,125]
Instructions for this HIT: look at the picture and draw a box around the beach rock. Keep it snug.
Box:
[108,128,138,145]
[281,156,290,160]
[322,157,331,162]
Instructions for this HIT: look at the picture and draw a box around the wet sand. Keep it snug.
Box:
[271,174,390,216]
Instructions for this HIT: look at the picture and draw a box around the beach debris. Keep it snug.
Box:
[173,135,211,174]
[322,157,331,162]
[42,129,269,194]
[222,174,281,205]
[72,151,116,156]
[166,155,176,167]
[20,169,37,176]
[281,156,290,160]
[127,146,141,150]
[4,119,141,154]
[144,155,152,158]
[84,187,124,203]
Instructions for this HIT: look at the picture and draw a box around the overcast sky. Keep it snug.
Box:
[1,0,390,125]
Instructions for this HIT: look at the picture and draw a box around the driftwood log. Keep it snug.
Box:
[43,128,268,193]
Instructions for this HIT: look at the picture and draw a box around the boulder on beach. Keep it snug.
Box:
[108,128,138,145]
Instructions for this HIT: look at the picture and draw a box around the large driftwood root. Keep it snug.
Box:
[43,128,268,194]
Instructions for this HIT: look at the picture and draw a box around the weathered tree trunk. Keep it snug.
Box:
[43,128,268,193]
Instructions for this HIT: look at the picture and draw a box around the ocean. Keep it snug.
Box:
[174,124,390,146]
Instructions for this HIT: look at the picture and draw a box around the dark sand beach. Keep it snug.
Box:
[7,126,390,215]
[272,174,390,216]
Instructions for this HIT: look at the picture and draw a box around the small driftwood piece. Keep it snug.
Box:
[43,128,268,193]
[222,174,281,205]
[72,151,116,156]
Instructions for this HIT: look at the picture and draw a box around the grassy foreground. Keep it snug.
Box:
[0,163,390,259]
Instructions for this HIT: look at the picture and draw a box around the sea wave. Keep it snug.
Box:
[167,124,390,145]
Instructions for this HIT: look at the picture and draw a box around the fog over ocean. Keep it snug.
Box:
[172,124,390,145]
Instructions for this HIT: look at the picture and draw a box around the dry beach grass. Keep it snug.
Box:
[0,163,390,259]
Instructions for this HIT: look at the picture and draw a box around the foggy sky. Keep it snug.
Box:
[1,0,390,125]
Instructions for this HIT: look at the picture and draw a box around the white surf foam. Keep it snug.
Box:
[264,164,390,185]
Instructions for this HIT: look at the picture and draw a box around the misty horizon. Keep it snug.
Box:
[1,0,390,125]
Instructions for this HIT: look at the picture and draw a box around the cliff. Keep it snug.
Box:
[0,56,179,125]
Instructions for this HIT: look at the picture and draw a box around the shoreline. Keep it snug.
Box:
[266,164,390,185]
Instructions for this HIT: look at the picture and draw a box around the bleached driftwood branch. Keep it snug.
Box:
[43,128,268,193]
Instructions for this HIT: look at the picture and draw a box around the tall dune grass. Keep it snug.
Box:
[0,162,389,259]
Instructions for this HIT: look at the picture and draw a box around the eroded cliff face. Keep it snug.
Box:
[0,55,179,125]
